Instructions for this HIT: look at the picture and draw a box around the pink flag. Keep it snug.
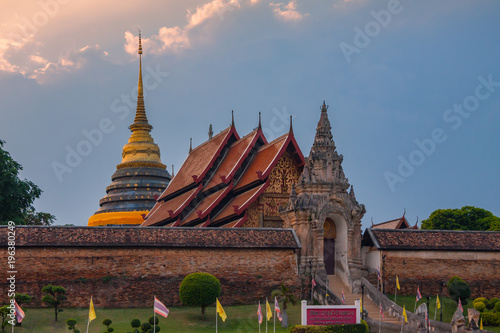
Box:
[274,297,282,322]
[458,298,463,313]
[312,278,316,288]
[14,300,25,323]
[377,267,381,281]
[341,290,346,305]
[380,304,384,319]
[154,297,169,318]
[257,301,263,324]
[416,287,422,302]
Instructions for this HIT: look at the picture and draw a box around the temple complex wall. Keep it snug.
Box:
[0,226,301,308]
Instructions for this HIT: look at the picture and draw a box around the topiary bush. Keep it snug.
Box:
[474,301,486,312]
[447,276,471,305]
[494,302,500,313]
[179,272,221,319]
[488,298,500,310]
[481,313,500,326]
[473,297,488,306]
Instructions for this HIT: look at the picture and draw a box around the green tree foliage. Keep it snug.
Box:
[102,318,114,332]
[0,140,55,225]
[271,283,297,328]
[447,276,471,306]
[67,319,77,331]
[488,217,500,231]
[421,206,498,230]
[0,305,11,333]
[130,319,141,333]
[41,285,67,321]
[179,272,221,320]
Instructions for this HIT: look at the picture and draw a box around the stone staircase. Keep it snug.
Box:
[327,275,402,325]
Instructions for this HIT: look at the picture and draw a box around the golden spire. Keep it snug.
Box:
[118,31,165,169]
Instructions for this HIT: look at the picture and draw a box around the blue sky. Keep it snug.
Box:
[1,0,499,229]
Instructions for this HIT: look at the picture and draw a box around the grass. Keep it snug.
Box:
[6,304,301,333]
[387,294,500,332]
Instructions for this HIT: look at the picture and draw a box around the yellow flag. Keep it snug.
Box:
[402,305,407,322]
[436,295,441,309]
[266,299,272,321]
[216,298,227,322]
[360,299,363,313]
[396,276,400,290]
[480,318,483,330]
[89,297,96,322]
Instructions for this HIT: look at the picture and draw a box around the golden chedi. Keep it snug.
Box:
[88,33,170,226]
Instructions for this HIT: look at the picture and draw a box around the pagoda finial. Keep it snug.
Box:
[189,138,192,153]
[258,112,262,130]
[321,100,328,112]
[231,110,235,127]
[172,164,175,178]
[129,29,151,132]
[208,124,214,140]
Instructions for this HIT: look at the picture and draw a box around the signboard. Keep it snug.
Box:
[301,300,361,326]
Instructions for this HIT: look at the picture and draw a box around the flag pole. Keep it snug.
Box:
[378,301,381,333]
[86,296,92,333]
[395,283,397,304]
[216,298,218,333]
[266,298,268,333]
[153,295,156,333]
[273,299,276,333]
[400,312,403,333]
[259,301,261,333]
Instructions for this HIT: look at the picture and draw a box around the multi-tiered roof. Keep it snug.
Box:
[142,115,304,227]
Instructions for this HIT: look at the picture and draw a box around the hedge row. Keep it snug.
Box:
[289,324,367,333]
[481,313,500,327]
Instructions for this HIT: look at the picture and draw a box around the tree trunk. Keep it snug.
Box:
[281,308,288,328]
[201,305,206,320]
[55,305,58,321]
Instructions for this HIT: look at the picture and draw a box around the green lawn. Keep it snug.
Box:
[6,304,301,333]
[387,294,500,332]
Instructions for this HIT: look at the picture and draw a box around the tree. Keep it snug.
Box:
[0,305,10,333]
[67,319,78,332]
[41,285,67,321]
[179,272,221,320]
[421,206,498,231]
[102,318,114,332]
[271,283,297,328]
[0,140,55,225]
[447,276,471,306]
[130,319,141,333]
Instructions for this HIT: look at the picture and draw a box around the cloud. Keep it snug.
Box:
[270,1,307,22]
[124,0,242,56]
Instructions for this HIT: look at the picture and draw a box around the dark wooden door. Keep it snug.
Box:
[324,238,335,275]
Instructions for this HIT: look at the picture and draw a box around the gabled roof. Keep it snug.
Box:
[371,215,413,230]
[142,119,304,228]
[364,228,500,251]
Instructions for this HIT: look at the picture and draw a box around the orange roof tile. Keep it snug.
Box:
[212,182,269,225]
[204,129,262,190]
[142,185,201,226]
[158,126,236,200]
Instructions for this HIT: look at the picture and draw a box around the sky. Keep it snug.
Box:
[0,0,499,230]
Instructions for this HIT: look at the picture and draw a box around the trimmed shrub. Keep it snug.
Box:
[473,297,488,306]
[494,302,500,313]
[474,302,486,312]
[360,320,369,333]
[179,272,221,319]
[481,313,500,326]
[289,324,368,333]
[488,298,500,310]
[447,276,471,305]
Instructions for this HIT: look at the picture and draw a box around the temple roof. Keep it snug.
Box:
[142,117,304,227]
[371,215,414,230]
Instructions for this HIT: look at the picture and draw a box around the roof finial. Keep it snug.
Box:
[403,208,406,217]
[189,138,192,153]
[371,217,374,226]
[172,164,175,178]
[231,110,234,127]
[258,112,262,130]
[289,115,293,134]
[208,124,214,140]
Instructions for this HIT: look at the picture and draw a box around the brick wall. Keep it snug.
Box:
[381,251,500,299]
[0,226,301,308]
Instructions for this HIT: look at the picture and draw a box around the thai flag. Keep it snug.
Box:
[14,300,25,323]
[458,298,463,313]
[341,290,346,305]
[312,278,316,288]
[416,287,422,302]
[377,267,381,281]
[274,297,282,322]
[257,301,263,324]
[380,304,384,319]
[154,297,169,318]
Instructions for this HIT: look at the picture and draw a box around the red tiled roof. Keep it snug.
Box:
[367,229,500,251]
[180,185,232,226]
[158,126,237,200]
[142,186,201,226]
